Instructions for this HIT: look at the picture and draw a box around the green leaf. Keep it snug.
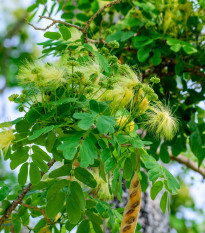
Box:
[15,119,31,134]
[150,180,163,200]
[105,157,115,173]
[0,200,11,215]
[132,36,153,48]
[32,145,51,162]
[70,181,86,210]
[51,97,77,105]
[29,162,41,185]
[65,221,76,231]
[59,26,71,40]
[31,154,48,173]
[0,186,10,201]
[166,38,180,46]
[96,115,116,134]
[77,220,90,233]
[46,131,56,153]
[84,43,93,52]
[79,136,98,167]
[29,125,55,140]
[94,51,111,74]
[189,121,204,166]
[76,13,90,22]
[182,45,197,54]
[61,12,74,19]
[57,133,82,160]
[121,31,135,42]
[100,149,111,163]
[46,180,68,200]
[85,210,103,225]
[107,31,122,42]
[131,138,144,148]
[123,158,133,180]
[137,46,150,62]
[44,31,61,40]
[147,166,163,181]
[160,191,168,214]
[74,167,97,188]
[27,3,38,12]
[66,193,81,224]
[160,143,170,163]
[170,44,181,52]
[10,147,29,170]
[152,49,161,66]
[89,100,107,113]
[34,219,47,233]
[26,107,43,123]
[46,191,65,219]
[163,167,180,194]
[18,163,29,185]
[140,171,149,192]
[73,112,95,130]
[49,163,72,178]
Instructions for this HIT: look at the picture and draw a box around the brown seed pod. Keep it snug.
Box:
[120,172,141,233]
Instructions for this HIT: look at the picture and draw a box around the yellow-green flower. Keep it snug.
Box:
[90,170,113,201]
[17,61,66,87]
[144,104,178,140]
[0,127,15,152]
[116,116,135,133]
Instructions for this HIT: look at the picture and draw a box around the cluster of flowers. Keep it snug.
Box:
[0,30,178,153]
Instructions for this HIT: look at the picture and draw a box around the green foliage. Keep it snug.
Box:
[1,0,204,232]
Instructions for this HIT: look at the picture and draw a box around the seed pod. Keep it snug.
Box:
[120,172,141,233]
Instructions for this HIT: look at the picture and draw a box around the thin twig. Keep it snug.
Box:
[25,18,56,31]
[25,16,84,32]
[170,154,205,179]
[39,16,84,32]
[83,0,121,42]
[20,203,52,224]
[0,158,56,226]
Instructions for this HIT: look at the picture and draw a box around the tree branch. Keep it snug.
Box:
[0,158,56,226]
[83,0,121,42]
[170,154,205,179]
[25,16,84,32]
[20,203,52,224]
[39,16,84,32]
[25,18,56,31]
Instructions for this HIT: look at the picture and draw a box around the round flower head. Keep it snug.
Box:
[0,127,15,153]
[17,61,40,84]
[144,104,178,140]
[38,63,66,87]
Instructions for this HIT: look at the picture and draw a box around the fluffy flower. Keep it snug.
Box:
[39,64,66,87]
[0,127,15,152]
[144,104,178,140]
[90,170,113,201]
[17,61,66,87]
[17,61,39,84]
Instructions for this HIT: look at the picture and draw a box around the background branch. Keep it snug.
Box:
[170,154,205,179]
[0,158,56,226]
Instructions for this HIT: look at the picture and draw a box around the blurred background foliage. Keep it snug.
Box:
[0,0,204,232]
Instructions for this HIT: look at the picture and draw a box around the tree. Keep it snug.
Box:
[0,0,204,232]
